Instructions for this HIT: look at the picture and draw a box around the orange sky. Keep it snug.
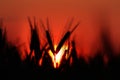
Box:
[0,0,120,57]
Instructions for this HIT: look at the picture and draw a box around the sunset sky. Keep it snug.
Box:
[0,0,120,57]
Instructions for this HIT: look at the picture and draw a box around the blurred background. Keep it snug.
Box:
[0,0,120,79]
[0,0,120,59]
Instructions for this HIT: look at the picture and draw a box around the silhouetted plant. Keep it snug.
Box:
[0,17,120,80]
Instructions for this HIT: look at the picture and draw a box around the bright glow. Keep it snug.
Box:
[48,44,68,68]
[48,50,54,63]
[55,45,66,68]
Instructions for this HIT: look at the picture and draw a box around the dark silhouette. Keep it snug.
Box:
[0,17,120,80]
[56,22,79,53]
[27,17,41,65]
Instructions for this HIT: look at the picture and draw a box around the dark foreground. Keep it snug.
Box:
[0,53,120,80]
